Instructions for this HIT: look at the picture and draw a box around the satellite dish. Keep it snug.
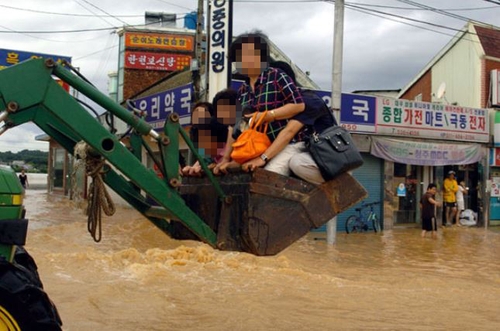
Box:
[436,82,446,99]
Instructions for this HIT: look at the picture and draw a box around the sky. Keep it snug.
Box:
[0,0,499,152]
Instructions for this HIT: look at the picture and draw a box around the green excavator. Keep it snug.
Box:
[0,58,367,330]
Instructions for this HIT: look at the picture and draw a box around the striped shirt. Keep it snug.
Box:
[238,67,305,142]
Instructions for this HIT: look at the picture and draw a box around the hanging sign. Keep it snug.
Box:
[371,137,485,166]
[208,0,233,101]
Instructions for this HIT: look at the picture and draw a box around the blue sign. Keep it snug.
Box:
[134,83,193,130]
[313,90,332,108]
[340,93,376,125]
[230,79,244,92]
[0,48,71,69]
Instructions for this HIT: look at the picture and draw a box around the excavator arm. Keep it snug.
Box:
[0,58,367,256]
[0,58,217,246]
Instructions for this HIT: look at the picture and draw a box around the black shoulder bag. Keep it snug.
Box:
[307,125,364,181]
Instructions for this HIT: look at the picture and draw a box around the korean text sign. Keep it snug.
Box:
[340,93,489,143]
[125,51,191,71]
[134,83,193,130]
[0,48,71,70]
[208,0,232,100]
[124,32,194,52]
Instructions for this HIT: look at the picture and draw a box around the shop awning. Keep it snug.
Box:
[370,137,485,166]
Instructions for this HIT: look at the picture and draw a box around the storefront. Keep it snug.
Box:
[371,137,487,228]
[489,148,500,225]
[339,93,490,230]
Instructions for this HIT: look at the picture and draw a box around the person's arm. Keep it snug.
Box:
[429,196,442,207]
[213,127,236,175]
[249,103,305,123]
[241,119,304,172]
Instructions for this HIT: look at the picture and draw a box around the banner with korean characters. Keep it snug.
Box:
[125,51,191,71]
[0,48,71,70]
[371,137,485,166]
[339,93,489,143]
[133,83,193,130]
[124,32,194,52]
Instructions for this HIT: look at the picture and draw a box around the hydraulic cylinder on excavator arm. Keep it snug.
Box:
[0,58,367,256]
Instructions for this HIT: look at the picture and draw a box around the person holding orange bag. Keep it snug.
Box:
[223,32,306,176]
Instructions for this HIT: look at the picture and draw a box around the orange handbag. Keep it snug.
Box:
[231,111,271,164]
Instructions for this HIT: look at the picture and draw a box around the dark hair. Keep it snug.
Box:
[212,88,238,116]
[427,183,437,190]
[190,119,228,147]
[270,61,297,84]
[192,101,214,117]
[229,32,270,63]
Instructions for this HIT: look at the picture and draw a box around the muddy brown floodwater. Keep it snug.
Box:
[22,190,500,331]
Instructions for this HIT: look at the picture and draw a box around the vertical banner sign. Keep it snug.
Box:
[208,0,233,101]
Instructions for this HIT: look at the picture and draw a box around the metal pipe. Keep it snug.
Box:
[0,111,8,122]
[51,63,158,140]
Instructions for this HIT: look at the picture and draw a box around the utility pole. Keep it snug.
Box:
[327,0,345,245]
[193,0,204,102]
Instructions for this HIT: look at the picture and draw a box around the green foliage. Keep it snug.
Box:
[0,150,48,173]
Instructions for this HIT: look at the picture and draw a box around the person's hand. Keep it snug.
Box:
[181,164,203,177]
[244,111,273,123]
[213,161,230,175]
[241,157,266,172]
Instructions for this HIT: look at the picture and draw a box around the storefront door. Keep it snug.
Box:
[52,148,65,191]
[393,163,422,224]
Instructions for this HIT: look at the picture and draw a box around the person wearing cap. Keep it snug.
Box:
[443,170,459,227]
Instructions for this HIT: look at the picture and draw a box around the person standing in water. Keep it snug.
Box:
[420,183,442,238]
[18,168,28,190]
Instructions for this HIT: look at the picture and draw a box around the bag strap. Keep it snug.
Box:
[249,111,269,134]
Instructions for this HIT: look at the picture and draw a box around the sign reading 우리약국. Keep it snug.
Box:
[0,48,71,70]
[124,51,191,71]
[133,83,193,130]
[124,32,194,52]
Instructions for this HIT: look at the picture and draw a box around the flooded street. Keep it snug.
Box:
[23,190,500,331]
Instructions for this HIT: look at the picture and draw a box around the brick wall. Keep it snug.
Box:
[399,69,432,101]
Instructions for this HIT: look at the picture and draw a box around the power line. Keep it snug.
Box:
[77,0,131,26]
[73,0,117,28]
[235,0,500,11]
[73,44,118,61]
[319,1,500,46]
[0,15,189,35]
[0,4,143,17]
[394,0,490,26]
[153,0,194,11]
[484,0,500,5]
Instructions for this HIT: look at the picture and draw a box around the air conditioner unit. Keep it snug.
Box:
[492,69,500,107]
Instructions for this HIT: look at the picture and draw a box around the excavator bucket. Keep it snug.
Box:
[177,169,367,256]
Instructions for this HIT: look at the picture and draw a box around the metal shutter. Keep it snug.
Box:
[313,153,384,232]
